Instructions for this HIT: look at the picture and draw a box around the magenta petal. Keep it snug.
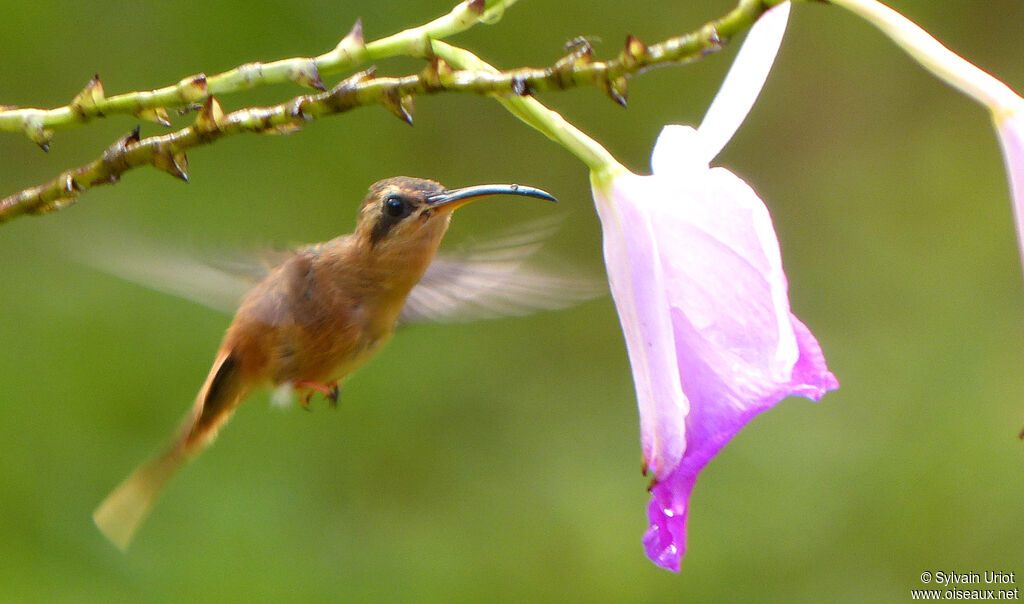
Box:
[643,313,836,571]
[788,315,841,401]
[627,162,837,572]
[643,475,691,572]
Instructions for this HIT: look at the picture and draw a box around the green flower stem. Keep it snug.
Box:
[432,41,618,175]
[827,0,1024,118]
[0,0,515,147]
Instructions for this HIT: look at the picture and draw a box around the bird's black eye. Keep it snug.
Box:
[384,195,405,217]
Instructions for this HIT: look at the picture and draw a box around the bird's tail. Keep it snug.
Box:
[92,443,187,550]
[93,350,245,550]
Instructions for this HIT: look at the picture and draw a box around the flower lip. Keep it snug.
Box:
[426,184,557,212]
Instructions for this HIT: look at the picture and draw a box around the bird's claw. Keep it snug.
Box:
[295,380,340,409]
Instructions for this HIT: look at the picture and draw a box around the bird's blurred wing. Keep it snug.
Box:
[399,218,604,325]
[79,237,297,315]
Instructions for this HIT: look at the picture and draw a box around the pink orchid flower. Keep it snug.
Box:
[588,2,838,571]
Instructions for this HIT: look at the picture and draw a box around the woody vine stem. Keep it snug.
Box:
[0,0,784,224]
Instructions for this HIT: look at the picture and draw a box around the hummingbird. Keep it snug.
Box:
[92,176,579,550]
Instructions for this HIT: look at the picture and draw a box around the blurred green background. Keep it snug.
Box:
[1,0,1022,601]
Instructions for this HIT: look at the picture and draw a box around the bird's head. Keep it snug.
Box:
[354,176,556,257]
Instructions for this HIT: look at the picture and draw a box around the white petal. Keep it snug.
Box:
[651,125,706,176]
[697,1,791,163]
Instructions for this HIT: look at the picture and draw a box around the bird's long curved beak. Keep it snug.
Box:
[427,184,557,212]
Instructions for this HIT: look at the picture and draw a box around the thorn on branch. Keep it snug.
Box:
[27,122,54,152]
[99,127,141,171]
[603,76,628,108]
[420,58,453,89]
[466,0,485,16]
[699,24,725,55]
[151,142,190,182]
[194,97,226,134]
[622,35,650,67]
[126,125,141,145]
[381,89,414,125]
[70,74,106,117]
[340,19,365,52]
[310,68,375,117]
[290,61,326,91]
[338,68,376,95]
[135,107,172,127]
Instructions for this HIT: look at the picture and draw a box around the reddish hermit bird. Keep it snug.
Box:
[93,176,568,549]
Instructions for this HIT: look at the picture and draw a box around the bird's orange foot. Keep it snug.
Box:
[295,380,340,409]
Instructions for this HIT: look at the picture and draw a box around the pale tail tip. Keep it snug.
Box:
[93,507,133,551]
[93,452,180,550]
[93,481,152,551]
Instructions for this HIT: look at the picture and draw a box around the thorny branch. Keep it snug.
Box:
[0,0,776,225]
[0,0,511,147]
